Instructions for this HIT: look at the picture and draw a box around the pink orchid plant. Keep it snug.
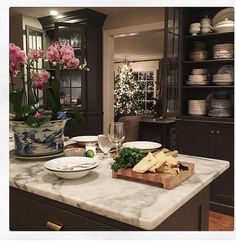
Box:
[10,42,89,128]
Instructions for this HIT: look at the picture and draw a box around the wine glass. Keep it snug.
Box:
[108,122,125,156]
[98,134,113,159]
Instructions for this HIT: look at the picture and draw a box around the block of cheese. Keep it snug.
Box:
[132,152,157,173]
[165,150,178,157]
[158,165,179,175]
[165,155,178,167]
[149,151,167,173]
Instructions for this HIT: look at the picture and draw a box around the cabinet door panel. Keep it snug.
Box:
[210,124,234,211]
[176,121,211,157]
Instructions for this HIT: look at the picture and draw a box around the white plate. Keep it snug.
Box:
[10,150,64,161]
[217,65,234,76]
[213,81,233,86]
[212,8,234,27]
[71,135,98,145]
[44,156,98,179]
[122,141,162,152]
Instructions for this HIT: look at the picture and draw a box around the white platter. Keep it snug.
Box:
[212,8,234,27]
[122,141,162,152]
[10,150,64,161]
[71,135,98,145]
[44,156,98,179]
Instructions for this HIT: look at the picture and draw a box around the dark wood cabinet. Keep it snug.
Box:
[38,9,107,137]
[10,186,209,231]
[176,7,234,216]
[176,119,234,215]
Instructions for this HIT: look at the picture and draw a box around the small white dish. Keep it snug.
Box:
[44,156,98,179]
[71,135,98,145]
[122,141,162,152]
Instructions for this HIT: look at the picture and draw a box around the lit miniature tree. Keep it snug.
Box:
[114,61,144,120]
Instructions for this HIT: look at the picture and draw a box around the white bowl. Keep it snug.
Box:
[44,156,98,179]
[188,75,207,81]
[213,74,233,80]
[48,170,92,179]
[190,27,201,35]
[192,69,208,75]
[213,18,234,33]
[190,23,201,27]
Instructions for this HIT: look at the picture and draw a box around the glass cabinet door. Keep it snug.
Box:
[54,22,86,111]
[162,7,181,116]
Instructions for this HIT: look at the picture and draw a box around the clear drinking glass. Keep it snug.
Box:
[98,134,113,159]
[108,122,125,156]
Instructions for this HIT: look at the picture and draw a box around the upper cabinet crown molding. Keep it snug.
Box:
[38,8,107,30]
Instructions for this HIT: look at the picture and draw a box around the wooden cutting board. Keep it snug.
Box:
[112,161,194,189]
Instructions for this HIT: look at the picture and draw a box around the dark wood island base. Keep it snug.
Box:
[10,186,209,231]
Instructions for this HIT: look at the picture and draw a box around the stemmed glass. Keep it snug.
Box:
[108,122,125,156]
[98,134,113,159]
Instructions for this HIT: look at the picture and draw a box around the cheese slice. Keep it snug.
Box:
[157,164,179,175]
[165,150,178,157]
[132,152,157,173]
[149,151,167,173]
[165,155,178,167]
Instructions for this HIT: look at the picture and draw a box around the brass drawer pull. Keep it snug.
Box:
[210,130,214,134]
[46,221,64,231]
[216,130,220,134]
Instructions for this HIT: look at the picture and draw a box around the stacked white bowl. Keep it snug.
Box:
[213,43,234,59]
[188,100,207,116]
[212,73,234,86]
[189,23,201,35]
[186,69,209,85]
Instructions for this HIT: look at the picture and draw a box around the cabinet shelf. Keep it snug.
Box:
[177,114,234,123]
[183,59,234,64]
[182,85,234,89]
[184,32,234,41]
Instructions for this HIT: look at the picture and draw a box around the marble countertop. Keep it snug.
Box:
[9,151,229,230]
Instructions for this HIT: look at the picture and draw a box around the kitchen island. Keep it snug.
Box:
[10,153,229,231]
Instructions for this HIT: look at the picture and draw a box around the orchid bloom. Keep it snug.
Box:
[28,49,45,60]
[34,112,44,118]
[9,43,27,75]
[31,70,50,90]
[46,42,60,63]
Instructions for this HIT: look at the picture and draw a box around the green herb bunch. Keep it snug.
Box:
[111,148,145,172]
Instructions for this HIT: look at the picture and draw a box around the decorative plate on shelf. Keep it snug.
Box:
[71,135,98,145]
[10,150,65,161]
[122,141,162,153]
[217,65,234,77]
[212,8,234,27]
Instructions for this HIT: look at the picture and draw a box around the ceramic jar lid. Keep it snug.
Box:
[201,15,211,24]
